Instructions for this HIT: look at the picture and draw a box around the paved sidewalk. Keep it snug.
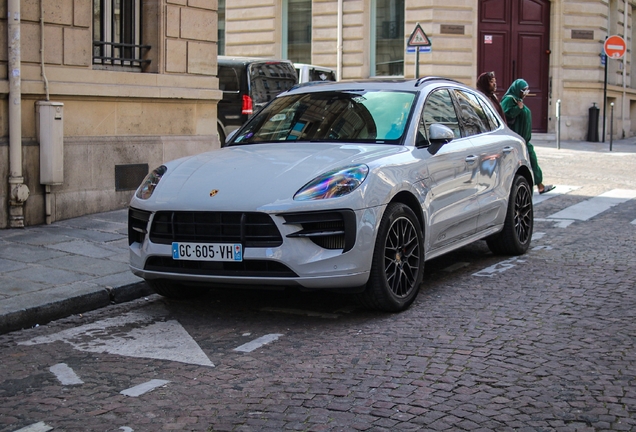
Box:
[0,209,151,334]
[532,134,636,153]
[0,136,634,335]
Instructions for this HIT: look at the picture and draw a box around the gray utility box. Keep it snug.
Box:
[36,101,64,185]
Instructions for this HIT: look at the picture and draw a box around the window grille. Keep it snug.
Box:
[93,0,150,68]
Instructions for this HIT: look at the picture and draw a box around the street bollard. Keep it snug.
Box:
[610,102,614,151]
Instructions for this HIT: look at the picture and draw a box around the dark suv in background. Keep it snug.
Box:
[217,56,298,145]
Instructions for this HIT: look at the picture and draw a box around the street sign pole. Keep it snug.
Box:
[602,35,627,144]
[415,49,419,78]
[603,47,608,143]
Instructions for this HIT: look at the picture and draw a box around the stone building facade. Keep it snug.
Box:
[224,0,636,142]
[1,0,221,228]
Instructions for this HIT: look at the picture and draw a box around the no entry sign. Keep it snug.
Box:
[604,35,626,59]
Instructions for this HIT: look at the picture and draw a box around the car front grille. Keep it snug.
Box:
[281,210,356,252]
[149,211,283,247]
[144,256,297,278]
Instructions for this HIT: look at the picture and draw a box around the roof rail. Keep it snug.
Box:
[415,76,462,87]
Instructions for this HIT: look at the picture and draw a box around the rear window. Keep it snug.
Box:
[218,66,239,92]
[309,69,336,82]
[249,62,297,105]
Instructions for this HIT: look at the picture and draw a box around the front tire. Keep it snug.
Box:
[486,174,533,255]
[358,203,424,312]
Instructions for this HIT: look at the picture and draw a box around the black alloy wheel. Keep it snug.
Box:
[358,203,424,312]
[487,174,533,255]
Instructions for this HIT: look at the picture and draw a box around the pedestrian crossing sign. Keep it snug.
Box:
[408,23,431,47]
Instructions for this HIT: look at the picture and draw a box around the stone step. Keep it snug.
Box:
[532,133,556,142]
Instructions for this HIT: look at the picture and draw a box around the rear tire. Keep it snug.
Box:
[357,203,424,312]
[486,174,533,255]
[146,279,205,299]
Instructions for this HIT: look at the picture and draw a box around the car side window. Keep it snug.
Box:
[420,89,462,140]
[218,66,239,92]
[478,96,502,130]
[453,90,491,137]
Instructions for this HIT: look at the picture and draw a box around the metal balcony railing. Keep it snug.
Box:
[93,41,151,67]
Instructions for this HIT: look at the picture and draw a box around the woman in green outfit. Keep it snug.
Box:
[500,78,555,195]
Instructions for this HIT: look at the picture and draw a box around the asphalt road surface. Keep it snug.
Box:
[1,144,635,431]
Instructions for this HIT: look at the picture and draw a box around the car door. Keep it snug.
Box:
[452,89,509,232]
[419,88,479,251]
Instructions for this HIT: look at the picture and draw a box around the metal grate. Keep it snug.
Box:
[116,164,149,191]
[149,211,283,248]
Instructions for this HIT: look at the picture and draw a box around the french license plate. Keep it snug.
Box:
[172,242,243,262]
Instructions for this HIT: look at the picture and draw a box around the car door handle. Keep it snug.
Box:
[465,155,478,164]
[503,146,513,154]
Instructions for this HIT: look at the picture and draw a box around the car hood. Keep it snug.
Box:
[148,143,408,210]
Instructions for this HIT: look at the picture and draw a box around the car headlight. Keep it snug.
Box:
[136,165,167,200]
[294,165,369,201]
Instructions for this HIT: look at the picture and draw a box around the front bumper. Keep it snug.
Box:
[128,205,385,289]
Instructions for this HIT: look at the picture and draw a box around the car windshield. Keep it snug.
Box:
[230,90,416,145]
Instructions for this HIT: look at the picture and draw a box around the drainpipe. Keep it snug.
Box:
[337,0,343,81]
[8,0,29,228]
[40,0,52,224]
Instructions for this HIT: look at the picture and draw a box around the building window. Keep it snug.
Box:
[283,0,311,63]
[218,0,225,56]
[93,0,150,69]
[371,0,404,76]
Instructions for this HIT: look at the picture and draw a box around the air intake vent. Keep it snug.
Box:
[281,210,356,252]
[128,207,151,245]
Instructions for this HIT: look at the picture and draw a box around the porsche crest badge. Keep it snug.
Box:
[209,189,219,197]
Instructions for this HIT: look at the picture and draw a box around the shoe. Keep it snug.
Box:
[539,184,555,194]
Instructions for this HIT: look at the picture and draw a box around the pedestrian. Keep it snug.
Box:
[476,71,506,124]
[501,78,555,194]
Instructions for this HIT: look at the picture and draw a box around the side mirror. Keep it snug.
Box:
[429,123,454,144]
[427,123,454,155]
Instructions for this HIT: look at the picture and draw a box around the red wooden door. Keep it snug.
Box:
[478,0,551,132]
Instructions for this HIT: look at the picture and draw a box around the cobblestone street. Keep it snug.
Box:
[0,143,635,431]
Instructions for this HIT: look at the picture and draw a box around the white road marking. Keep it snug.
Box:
[234,334,283,353]
[119,428,134,432]
[260,307,340,319]
[631,219,636,225]
[473,257,525,277]
[533,185,579,205]
[531,231,546,241]
[534,217,575,228]
[12,422,53,432]
[442,262,469,272]
[20,307,214,367]
[548,189,636,221]
[120,379,170,397]
[49,363,83,385]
